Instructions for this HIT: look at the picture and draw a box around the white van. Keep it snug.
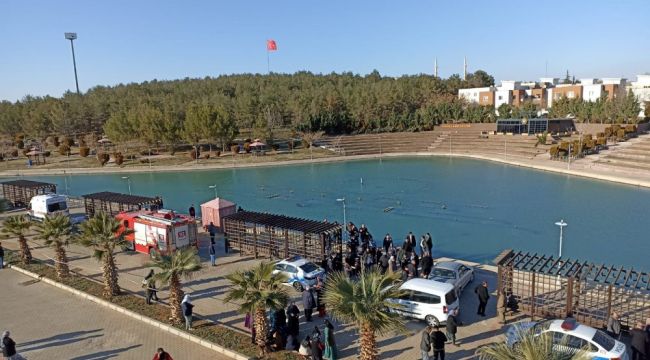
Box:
[29,194,69,220]
[387,278,459,326]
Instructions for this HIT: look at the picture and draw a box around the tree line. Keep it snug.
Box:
[0,71,496,147]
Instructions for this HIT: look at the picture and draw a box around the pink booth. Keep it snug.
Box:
[200,198,237,231]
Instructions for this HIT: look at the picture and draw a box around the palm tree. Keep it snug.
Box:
[322,269,405,360]
[76,212,133,297]
[1,215,33,265]
[149,247,202,324]
[476,325,589,360]
[34,213,72,279]
[223,262,289,356]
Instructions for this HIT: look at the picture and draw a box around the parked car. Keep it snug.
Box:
[428,261,474,294]
[506,318,628,360]
[386,278,459,326]
[272,256,325,292]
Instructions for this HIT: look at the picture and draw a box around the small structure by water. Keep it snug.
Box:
[82,191,163,217]
[1,180,57,207]
[496,118,575,135]
[222,210,342,261]
[495,249,650,330]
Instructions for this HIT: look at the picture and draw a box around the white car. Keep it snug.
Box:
[506,318,628,360]
[272,256,325,292]
[386,278,460,326]
[428,261,475,295]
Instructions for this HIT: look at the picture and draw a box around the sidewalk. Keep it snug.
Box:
[0,269,225,360]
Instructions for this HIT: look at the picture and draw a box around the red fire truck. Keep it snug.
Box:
[117,209,198,257]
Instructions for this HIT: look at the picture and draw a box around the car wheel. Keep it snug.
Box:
[293,282,304,292]
[425,315,440,327]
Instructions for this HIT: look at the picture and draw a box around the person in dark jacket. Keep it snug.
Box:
[181,295,194,330]
[378,252,389,275]
[188,204,196,218]
[445,309,459,346]
[474,281,490,316]
[302,287,316,322]
[310,332,323,360]
[383,233,393,254]
[273,307,287,333]
[420,325,433,360]
[0,241,4,269]
[431,326,448,360]
[144,269,159,305]
[2,331,17,359]
[152,347,174,360]
[407,259,418,279]
[287,301,300,337]
[420,252,433,278]
[631,322,649,360]
[206,222,217,244]
[209,243,216,266]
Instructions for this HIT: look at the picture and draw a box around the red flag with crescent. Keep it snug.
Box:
[267,39,277,51]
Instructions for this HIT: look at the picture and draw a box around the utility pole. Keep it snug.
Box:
[64,33,80,94]
[434,57,438,78]
[463,56,467,80]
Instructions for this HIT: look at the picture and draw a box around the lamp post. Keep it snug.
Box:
[336,198,347,241]
[555,219,567,258]
[121,176,131,195]
[208,184,218,199]
[64,32,80,95]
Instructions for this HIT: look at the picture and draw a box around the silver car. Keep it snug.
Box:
[428,261,475,294]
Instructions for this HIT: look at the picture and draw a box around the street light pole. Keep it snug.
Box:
[64,32,80,95]
[336,198,346,241]
[121,176,131,195]
[208,185,218,199]
[555,219,567,258]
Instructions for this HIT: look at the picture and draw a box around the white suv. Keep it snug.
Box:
[387,278,460,326]
[272,256,325,292]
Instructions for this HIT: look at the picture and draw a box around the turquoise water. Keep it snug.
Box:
[25,157,650,269]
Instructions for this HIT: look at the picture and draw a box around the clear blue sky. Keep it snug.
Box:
[2,0,649,101]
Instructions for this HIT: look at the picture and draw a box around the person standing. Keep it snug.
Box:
[152,347,174,360]
[188,204,196,218]
[446,309,458,346]
[474,281,490,317]
[431,325,448,360]
[181,295,194,330]
[0,241,4,269]
[407,259,418,279]
[302,286,316,322]
[419,236,428,256]
[323,319,338,360]
[631,322,649,360]
[379,252,389,275]
[314,277,326,318]
[606,311,622,339]
[206,222,217,244]
[383,233,393,254]
[144,269,159,305]
[420,252,433,278]
[209,242,216,267]
[2,331,23,360]
[420,325,433,360]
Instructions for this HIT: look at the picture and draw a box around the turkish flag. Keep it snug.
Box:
[267,39,277,51]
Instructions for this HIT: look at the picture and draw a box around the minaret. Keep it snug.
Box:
[434,57,438,78]
[463,56,467,80]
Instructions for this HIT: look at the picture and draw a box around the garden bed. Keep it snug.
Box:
[5,251,301,360]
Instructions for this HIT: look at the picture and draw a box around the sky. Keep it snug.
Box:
[2,0,649,101]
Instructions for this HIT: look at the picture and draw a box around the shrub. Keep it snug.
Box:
[79,147,90,157]
[61,136,75,147]
[231,144,239,154]
[16,140,24,149]
[302,139,311,148]
[58,144,71,156]
[113,152,124,166]
[46,136,59,147]
[243,142,251,153]
[214,150,220,157]
[10,149,18,157]
[97,153,110,166]
[189,148,200,160]
[43,151,51,157]
[271,144,280,151]
[0,154,3,161]
[22,149,30,157]
[204,154,210,160]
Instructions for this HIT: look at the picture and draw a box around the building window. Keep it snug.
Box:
[567,91,575,98]
[498,96,502,100]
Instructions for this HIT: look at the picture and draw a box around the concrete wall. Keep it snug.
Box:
[575,123,608,134]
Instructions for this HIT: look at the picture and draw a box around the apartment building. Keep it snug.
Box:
[459,76,636,114]
[628,75,650,117]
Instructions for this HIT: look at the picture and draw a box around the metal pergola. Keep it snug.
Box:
[222,210,343,261]
[82,191,163,217]
[495,249,650,330]
[0,180,57,207]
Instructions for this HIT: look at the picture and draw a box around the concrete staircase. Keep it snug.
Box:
[428,129,549,159]
[594,134,650,172]
[317,131,436,156]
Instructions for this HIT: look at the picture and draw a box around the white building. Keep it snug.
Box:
[629,75,650,117]
[458,87,492,104]
[581,79,603,102]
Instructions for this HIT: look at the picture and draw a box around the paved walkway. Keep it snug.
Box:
[0,269,226,360]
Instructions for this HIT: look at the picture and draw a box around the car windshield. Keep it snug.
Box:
[591,330,615,351]
[299,262,319,273]
[531,320,553,335]
[431,268,455,279]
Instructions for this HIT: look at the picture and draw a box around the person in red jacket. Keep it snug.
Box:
[153,347,173,360]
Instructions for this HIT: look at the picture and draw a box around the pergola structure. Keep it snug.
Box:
[222,210,342,261]
[82,191,163,217]
[0,180,57,207]
[495,249,650,330]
